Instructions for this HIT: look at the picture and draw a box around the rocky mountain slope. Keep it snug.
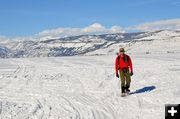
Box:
[0,30,179,58]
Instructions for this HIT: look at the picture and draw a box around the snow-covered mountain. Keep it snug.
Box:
[0,30,180,58]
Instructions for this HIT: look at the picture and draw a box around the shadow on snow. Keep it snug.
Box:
[130,86,156,95]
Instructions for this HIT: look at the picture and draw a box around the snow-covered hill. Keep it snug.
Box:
[0,30,179,58]
[86,30,180,55]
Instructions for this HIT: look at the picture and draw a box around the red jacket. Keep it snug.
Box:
[115,54,133,74]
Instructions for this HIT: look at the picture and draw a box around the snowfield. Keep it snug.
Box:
[0,53,180,119]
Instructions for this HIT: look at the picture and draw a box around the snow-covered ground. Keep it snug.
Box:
[0,53,180,119]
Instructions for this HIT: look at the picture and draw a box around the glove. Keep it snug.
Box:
[116,73,119,78]
[130,71,133,76]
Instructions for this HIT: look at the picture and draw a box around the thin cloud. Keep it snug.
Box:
[129,19,180,31]
[38,19,180,40]
[2,19,180,41]
[0,35,11,41]
[37,23,125,39]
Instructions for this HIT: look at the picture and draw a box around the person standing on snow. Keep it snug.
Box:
[115,48,133,96]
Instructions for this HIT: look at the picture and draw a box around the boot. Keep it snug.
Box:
[121,86,125,93]
[125,84,130,93]
[121,86,126,97]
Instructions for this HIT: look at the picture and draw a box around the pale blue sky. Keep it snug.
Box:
[0,0,179,37]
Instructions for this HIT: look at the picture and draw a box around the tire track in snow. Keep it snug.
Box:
[61,96,81,119]
[67,92,118,119]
